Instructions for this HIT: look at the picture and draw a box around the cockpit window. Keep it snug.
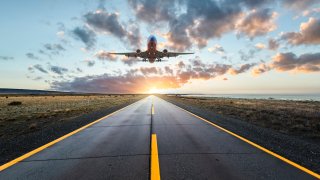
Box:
[148,35,157,43]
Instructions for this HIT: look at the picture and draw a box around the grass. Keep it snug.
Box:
[161,95,320,138]
[0,94,146,139]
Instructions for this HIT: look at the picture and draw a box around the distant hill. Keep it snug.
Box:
[0,88,72,95]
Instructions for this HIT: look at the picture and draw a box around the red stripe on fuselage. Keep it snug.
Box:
[147,40,157,63]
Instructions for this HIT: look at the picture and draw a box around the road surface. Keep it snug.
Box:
[0,96,318,179]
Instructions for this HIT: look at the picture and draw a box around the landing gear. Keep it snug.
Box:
[156,58,162,62]
[142,58,147,62]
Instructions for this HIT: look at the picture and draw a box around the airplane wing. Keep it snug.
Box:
[109,52,149,58]
[156,51,194,58]
[108,52,137,57]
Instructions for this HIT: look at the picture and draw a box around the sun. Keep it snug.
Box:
[148,87,161,94]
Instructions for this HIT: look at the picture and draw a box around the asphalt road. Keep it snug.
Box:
[0,96,317,179]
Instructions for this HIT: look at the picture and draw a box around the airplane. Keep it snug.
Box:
[108,35,194,63]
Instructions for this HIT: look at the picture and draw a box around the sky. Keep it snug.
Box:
[0,0,319,94]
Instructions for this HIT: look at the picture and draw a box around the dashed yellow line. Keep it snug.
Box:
[151,134,161,180]
[0,98,146,172]
[170,102,320,179]
[152,104,155,115]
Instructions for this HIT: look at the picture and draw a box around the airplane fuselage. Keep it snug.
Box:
[147,35,157,63]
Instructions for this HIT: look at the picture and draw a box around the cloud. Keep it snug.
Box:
[302,8,320,17]
[281,17,320,45]
[128,0,175,23]
[229,63,256,75]
[129,0,278,51]
[84,10,141,47]
[0,56,14,61]
[26,53,41,60]
[208,44,225,54]
[29,64,48,74]
[121,57,138,66]
[49,65,68,75]
[252,63,271,76]
[253,52,320,75]
[72,26,96,49]
[95,50,117,61]
[139,67,159,75]
[84,60,95,67]
[271,52,320,72]
[51,58,255,93]
[76,67,83,73]
[43,43,66,55]
[255,43,266,49]
[282,0,318,10]
[238,49,258,61]
[164,66,173,75]
[236,9,277,38]
[268,38,279,50]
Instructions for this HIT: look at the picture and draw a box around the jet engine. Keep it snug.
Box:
[163,49,169,58]
[136,49,141,53]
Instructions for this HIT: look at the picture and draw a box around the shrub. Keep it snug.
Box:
[8,101,22,106]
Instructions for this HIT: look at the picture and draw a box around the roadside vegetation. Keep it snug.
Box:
[0,94,146,140]
[160,95,320,138]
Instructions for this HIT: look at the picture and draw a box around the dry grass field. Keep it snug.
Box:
[0,95,146,139]
[161,95,320,138]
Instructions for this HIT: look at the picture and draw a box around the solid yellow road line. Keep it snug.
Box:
[151,134,161,180]
[0,98,145,172]
[169,101,320,179]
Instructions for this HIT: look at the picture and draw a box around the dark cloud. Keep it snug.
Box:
[236,9,277,38]
[281,17,320,46]
[0,56,14,61]
[240,0,274,8]
[84,10,141,47]
[253,52,320,75]
[128,0,175,23]
[229,63,256,75]
[84,60,95,67]
[72,26,96,49]
[76,67,83,73]
[272,52,320,72]
[129,0,278,51]
[164,66,173,74]
[139,67,158,75]
[252,63,271,75]
[282,0,318,10]
[239,49,258,61]
[268,38,279,50]
[26,53,41,60]
[43,43,66,55]
[85,11,126,37]
[29,64,48,74]
[95,50,117,61]
[33,76,43,81]
[121,57,138,66]
[49,65,69,75]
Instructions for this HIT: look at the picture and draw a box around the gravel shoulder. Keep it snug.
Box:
[0,94,146,164]
[159,95,320,174]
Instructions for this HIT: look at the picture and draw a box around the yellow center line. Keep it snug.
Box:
[152,104,155,115]
[0,98,145,172]
[151,134,161,180]
[170,102,320,179]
